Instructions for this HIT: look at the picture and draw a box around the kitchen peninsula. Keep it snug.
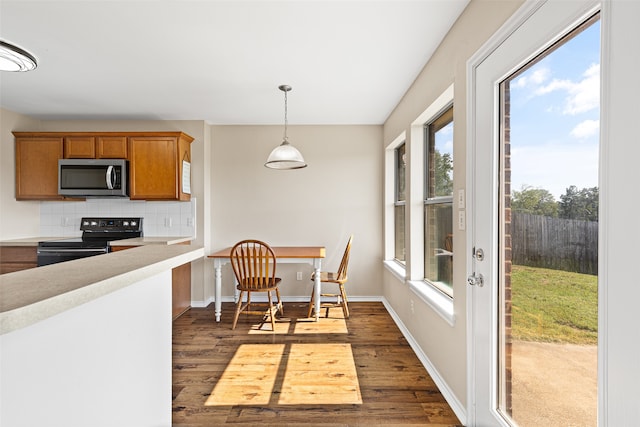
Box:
[0,244,204,427]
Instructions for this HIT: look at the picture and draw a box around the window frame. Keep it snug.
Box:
[394,142,407,264]
[424,105,455,297]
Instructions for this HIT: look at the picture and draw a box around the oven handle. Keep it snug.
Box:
[37,248,109,254]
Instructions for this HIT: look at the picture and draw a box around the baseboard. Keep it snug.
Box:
[190,296,215,308]
[381,297,468,425]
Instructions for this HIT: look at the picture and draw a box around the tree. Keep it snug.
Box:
[511,185,558,217]
[434,151,453,196]
[559,186,599,221]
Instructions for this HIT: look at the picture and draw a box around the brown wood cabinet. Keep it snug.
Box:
[14,136,64,200]
[0,246,37,274]
[97,136,128,158]
[63,135,128,159]
[129,133,193,200]
[13,131,192,201]
[172,262,192,320]
[64,136,96,158]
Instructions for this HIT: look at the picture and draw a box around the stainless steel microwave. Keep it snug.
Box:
[58,159,129,197]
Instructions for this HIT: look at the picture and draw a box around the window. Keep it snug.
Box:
[394,143,406,263]
[424,106,454,296]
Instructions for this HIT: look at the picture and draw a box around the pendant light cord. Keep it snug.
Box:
[283,88,288,142]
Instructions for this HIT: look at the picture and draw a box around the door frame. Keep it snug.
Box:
[465,0,602,425]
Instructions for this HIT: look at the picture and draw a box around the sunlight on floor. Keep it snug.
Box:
[205,343,362,406]
[279,343,362,405]
[205,344,284,406]
[243,315,349,335]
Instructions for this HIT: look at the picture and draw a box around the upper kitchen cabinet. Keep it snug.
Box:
[14,135,64,200]
[129,132,194,201]
[64,135,128,159]
[13,131,193,201]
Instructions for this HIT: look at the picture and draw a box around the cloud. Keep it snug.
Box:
[536,63,600,115]
[513,67,550,88]
[570,119,600,139]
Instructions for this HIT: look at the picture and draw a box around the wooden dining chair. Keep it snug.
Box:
[308,235,353,319]
[229,240,283,331]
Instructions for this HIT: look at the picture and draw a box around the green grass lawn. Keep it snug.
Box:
[511,265,598,345]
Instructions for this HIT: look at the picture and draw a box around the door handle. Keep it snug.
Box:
[467,272,484,287]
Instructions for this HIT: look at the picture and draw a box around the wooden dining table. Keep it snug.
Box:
[208,246,326,322]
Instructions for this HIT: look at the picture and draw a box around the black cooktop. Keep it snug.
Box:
[39,217,143,248]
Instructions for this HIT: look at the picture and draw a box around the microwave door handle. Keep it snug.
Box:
[106,165,115,189]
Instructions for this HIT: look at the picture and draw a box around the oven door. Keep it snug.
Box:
[37,247,109,267]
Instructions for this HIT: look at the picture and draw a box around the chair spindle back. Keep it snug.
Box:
[230,240,278,290]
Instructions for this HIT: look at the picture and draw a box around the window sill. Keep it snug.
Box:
[408,280,456,327]
[383,259,406,283]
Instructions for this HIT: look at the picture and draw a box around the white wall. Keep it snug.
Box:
[209,125,383,301]
[0,270,173,427]
[0,108,41,239]
[381,0,524,414]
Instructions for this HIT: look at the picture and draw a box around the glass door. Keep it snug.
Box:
[469,1,600,425]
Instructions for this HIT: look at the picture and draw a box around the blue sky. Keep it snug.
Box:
[509,19,600,200]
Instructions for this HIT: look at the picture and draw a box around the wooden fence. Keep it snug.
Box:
[511,212,598,275]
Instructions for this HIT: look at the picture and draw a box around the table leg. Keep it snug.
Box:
[313,259,322,321]
[214,261,222,322]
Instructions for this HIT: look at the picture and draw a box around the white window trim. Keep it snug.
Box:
[383,259,407,282]
[409,280,456,326]
[384,131,407,269]
[407,84,456,321]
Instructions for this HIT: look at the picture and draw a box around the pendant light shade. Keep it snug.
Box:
[0,40,37,72]
[265,85,307,170]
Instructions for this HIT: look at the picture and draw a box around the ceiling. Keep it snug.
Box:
[0,0,469,125]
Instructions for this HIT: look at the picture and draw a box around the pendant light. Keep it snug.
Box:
[0,40,37,72]
[265,85,307,169]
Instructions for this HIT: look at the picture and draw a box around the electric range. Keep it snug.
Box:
[37,217,143,266]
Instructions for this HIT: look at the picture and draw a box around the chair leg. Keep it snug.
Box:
[232,290,244,330]
[267,291,276,331]
[339,284,349,318]
[275,288,284,316]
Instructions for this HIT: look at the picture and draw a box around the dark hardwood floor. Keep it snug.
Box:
[172,301,462,426]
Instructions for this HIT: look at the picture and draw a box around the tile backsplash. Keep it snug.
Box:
[40,198,196,237]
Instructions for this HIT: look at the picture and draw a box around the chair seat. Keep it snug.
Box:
[236,277,281,291]
[312,271,344,284]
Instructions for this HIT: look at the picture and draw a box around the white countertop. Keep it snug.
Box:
[0,237,66,246]
[0,244,204,335]
[0,236,194,247]
[110,236,194,246]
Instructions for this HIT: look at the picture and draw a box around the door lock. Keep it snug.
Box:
[467,272,484,287]
[473,247,485,261]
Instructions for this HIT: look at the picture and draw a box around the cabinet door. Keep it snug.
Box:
[64,136,96,158]
[0,246,37,274]
[15,138,64,200]
[97,136,127,158]
[172,262,191,320]
[129,136,180,200]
